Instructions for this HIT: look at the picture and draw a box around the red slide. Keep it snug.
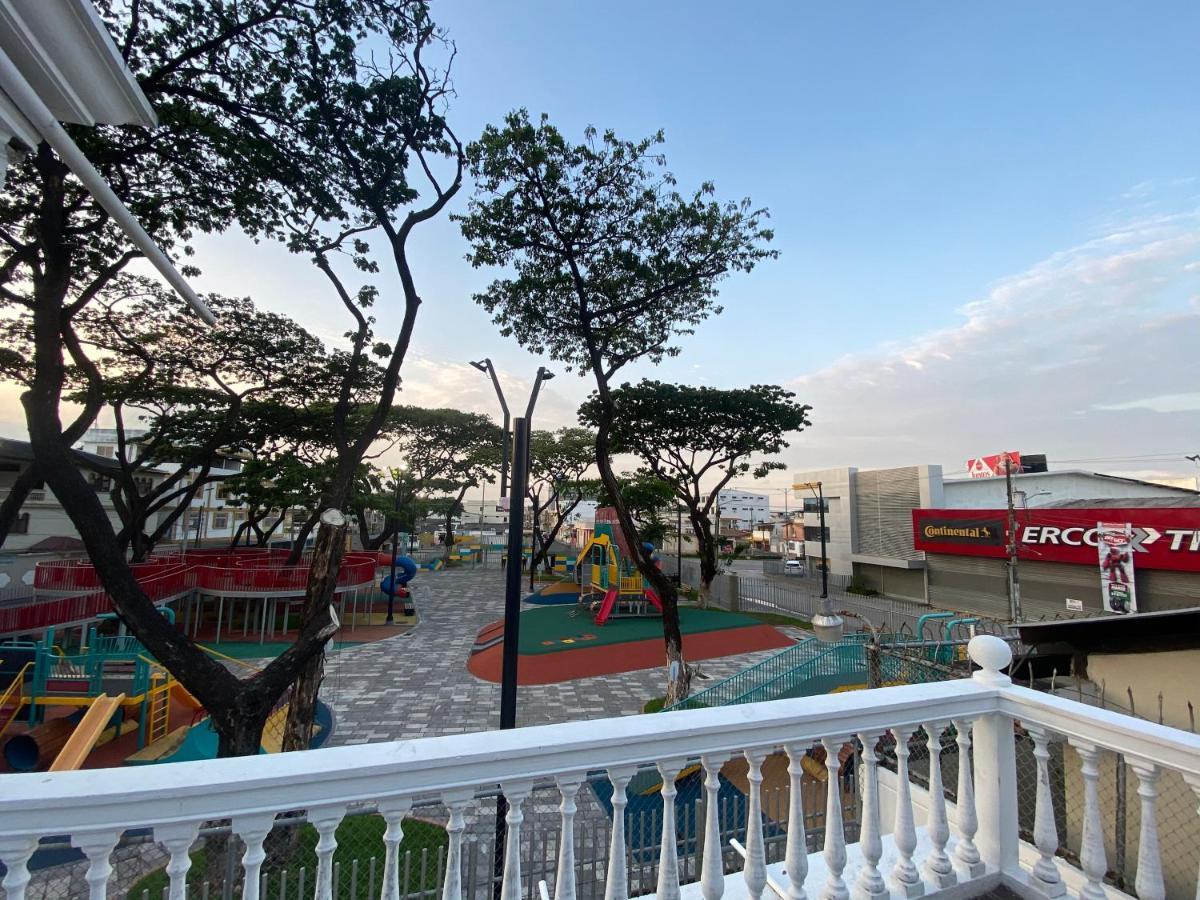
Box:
[593,588,619,625]
[643,589,663,611]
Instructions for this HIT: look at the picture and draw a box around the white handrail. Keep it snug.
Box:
[0,676,1001,835]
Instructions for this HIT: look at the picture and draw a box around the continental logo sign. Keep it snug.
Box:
[919,518,1006,546]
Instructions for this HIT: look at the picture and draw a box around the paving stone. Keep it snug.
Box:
[321,567,798,745]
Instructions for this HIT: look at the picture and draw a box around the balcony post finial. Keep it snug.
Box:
[968,635,1012,685]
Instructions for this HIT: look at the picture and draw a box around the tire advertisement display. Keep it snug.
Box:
[1097,521,1137,614]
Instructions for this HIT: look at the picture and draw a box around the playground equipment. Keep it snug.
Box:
[0,548,379,641]
[574,511,663,626]
[379,555,418,602]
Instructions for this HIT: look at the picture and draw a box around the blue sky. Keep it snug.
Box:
[10,2,1197,495]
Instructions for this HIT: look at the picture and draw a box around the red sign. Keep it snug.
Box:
[965,452,1021,479]
[913,507,1200,573]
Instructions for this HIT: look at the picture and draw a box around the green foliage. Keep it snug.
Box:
[458,110,776,377]
[582,380,810,584]
[126,816,447,899]
[528,427,596,563]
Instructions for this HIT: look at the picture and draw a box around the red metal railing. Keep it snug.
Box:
[3,551,379,635]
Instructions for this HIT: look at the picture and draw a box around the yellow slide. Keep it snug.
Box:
[49,693,126,772]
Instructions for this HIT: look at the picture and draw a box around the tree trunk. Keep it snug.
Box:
[591,396,690,703]
[286,510,320,564]
[0,465,40,550]
[280,511,348,752]
[692,511,718,609]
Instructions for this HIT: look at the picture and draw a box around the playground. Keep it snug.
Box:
[466,604,792,684]
[0,545,427,772]
[468,511,792,684]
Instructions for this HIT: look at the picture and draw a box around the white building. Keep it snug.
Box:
[78,429,251,546]
[716,489,770,531]
[0,437,168,553]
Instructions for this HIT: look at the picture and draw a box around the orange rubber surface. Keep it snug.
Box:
[466,624,792,685]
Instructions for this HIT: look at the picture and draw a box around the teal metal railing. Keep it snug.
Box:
[662,632,877,712]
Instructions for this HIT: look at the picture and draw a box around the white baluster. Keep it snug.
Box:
[820,737,850,900]
[75,829,120,900]
[554,776,583,900]
[441,789,472,900]
[700,753,729,900]
[232,813,275,900]
[1025,725,1064,896]
[604,766,635,900]
[501,781,533,900]
[921,723,956,890]
[744,747,769,900]
[378,796,412,900]
[309,804,347,900]
[853,732,886,900]
[888,727,923,898]
[658,757,686,900]
[0,835,39,900]
[1068,741,1108,900]
[950,717,984,878]
[155,821,201,900]
[1128,759,1166,900]
[782,744,809,900]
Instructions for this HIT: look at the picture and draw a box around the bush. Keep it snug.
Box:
[127,815,447,899]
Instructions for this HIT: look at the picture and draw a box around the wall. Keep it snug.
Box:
[852,563,927,602]
[1085,649,1200,731]
[791,467,856,576]
[925,553,1200,621]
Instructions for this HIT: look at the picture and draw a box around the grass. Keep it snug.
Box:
[742,611,814,630]
[127,815,447,899]
[643,696,666,713]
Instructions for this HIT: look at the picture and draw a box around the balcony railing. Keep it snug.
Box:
[1,636,1198,900]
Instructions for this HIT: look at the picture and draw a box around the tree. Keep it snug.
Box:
[2,1,461,756]
[390,407,503,561]
[527,427,595,578]
[589,471,676,546]
[583,381,811,604]
[459,110,775,703]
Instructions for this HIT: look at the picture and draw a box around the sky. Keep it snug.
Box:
[4,1,1199,504]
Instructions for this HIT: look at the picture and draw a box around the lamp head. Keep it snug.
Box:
[470,359,490,373]
[812,610,844,643]
[537,367,555,382]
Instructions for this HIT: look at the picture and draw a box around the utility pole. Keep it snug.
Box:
[1005,455,1023,623]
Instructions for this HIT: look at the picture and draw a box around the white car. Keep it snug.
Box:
[783,559,806,576]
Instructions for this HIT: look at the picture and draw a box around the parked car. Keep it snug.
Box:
[784,558,806,576]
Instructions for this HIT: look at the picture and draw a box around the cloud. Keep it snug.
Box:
[784,208,1200,479]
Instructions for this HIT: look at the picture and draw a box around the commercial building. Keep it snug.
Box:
[715,489,770,531]
[790,465,944,600]
[792,463,1199,610]
[914,498,1200,620]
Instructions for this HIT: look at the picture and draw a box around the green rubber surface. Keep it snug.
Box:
[518,605,763,654]
[198,640,363,659]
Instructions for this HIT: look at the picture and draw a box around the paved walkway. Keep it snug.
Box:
[322,567,803,745]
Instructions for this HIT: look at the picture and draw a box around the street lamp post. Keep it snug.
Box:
[794,480,841,642]
[471,359,511,497]
[479,364,553,894]
[387,475,399,624]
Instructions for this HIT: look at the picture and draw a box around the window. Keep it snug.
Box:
[802,497,829,514]
[13,512,29,534]
[95,445,114,458]
[804,525,830,543]
[186,512,201,531]
[212,512,230,531]
[88,472,113,492]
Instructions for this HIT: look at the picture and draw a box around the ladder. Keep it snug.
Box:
[146,670,171,746]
